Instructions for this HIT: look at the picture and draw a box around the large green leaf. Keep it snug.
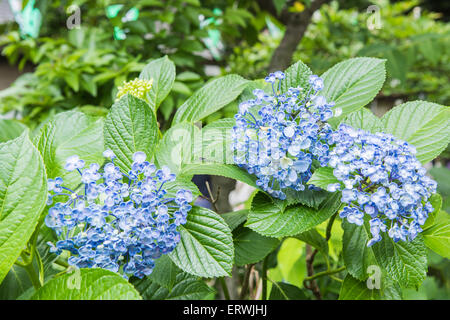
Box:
[139,55,176,111]
[0,119,27,143]
[233,226,280,266]
[155,122,199,174]
[222,209,249,231]
[339,274,402,300]
[423,211,450,258]
[35,111,103,188]
[168,206,234,278]
[307,167,340,191]
[284,188,329,209]
[134,272,215,300]
[321,57,386,125]
[0,132,47,283]
[342,220,427,288]
[269,282,308,300]
[104,94,158,172]
[341,107,383,133]
[381,101,450,163]
[147,255,179,290]
[198,118,235,164]
[172,74,249,124]
[342,220,378,281]
[293,228,328,256]
[246,192,341,238]
[280,60,312,93]
[30,269,141,300]
[181,164,257,189]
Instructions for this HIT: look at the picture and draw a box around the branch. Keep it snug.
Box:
[268,0,331,72]
[304,244,322,299]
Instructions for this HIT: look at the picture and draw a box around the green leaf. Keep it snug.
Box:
[233,226,280,266]
[168,206,234,278]
[222,209,249,231]
[104,94,158,172]
[284,188,329,209]
[35,111,103,188]
[0,119,27,143]
[139,56,176,111]
[280,60,312,93]
[269,282,308,300]
[181,164,258,189]
[342,220,378,281]
[172,75,249,124]
[293,229,328,256]
[155,122,199,174]
[198,118,235,164]
[321,57,386,126]
[423,211,450,258]
[422,193,442,230]
[134,272,215,300]
[307,167,340,191]
[0,132,47,284]
[342,220,428,288]
[339,274,402,300]
[381,101,450,163]
[147,255,179,290]
[246,192,341,238]
[341,107,383,133]
[164,178,200,200]
[30,269,141,300]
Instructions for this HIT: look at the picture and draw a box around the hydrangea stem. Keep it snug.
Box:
[219,277,231,300]
[261,255,268,300]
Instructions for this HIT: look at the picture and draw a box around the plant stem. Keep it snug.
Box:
[219,277,231,300]
[23,262,41,290]
[261,256,268,300]
[304,266,346,282]
[239,264,254,299]
[304,244,321,300]
[326,212,338,241]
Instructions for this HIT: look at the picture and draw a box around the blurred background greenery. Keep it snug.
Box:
[0,0,449,299]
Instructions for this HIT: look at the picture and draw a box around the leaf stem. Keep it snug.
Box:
[219,277,231,300]
[304,266,346,282]
[261,256,268,300]
[239,264,254,299]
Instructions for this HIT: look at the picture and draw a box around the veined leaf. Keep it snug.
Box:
[104,94,158,172]
[381,101,450,163]
[246,192,341,238]
[423,210,450,259]
[339,274,402,300]
[233,226,280,266]
[139,55,176,111]
[172,75,249,124]
[280,60,312,93]
[181,164,257,189]
[168,206,234,278]
[0,119,27,143]
[0,132,47,283]
[342,220,427,288]
[30,269,141,300]
[35,111,103,188]
[133,272,215,300]
[341,107,383,133]
[321,57,386,126]
[155,122,199,174]
[307,167,340,191]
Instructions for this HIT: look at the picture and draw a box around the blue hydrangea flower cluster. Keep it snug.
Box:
[327,124,437,246]
[45,151,193,279]
[231,71,342,199]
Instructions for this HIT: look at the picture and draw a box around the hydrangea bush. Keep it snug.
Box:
[0,56,449,300]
